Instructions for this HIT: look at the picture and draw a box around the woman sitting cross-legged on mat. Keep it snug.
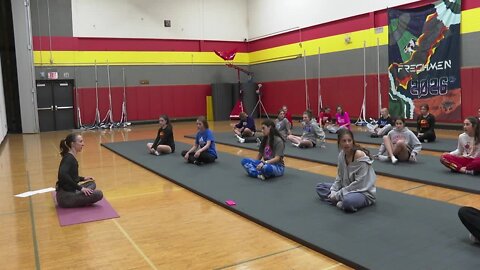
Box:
[287,110,325,148]
[241,119,285,180]
[440,117,480,175]
[55,133,103,208]
[233,112,257,143]
[146,114,175,155]
[326,105,351,133]
[415,104,436,142]
[375,117,422,164]
[181,116,217,165]
[275,108,292,140]
[367,107,393,138]
[458,206,480,244]
[316,129,376,212]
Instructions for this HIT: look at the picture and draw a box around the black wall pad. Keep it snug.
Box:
[235,82,258,117]
[185,132,480,193]
[102,140,479,270]
[211,83,234,121]
[291,127,458,153]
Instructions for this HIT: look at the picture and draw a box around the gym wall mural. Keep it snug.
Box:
[388,0,462,121]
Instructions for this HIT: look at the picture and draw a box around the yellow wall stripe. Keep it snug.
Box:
[33,51,250,66]
[34,7,480,67]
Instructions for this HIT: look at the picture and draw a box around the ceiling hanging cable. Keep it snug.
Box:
[46,0,53,64]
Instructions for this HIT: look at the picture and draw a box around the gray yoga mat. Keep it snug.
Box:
[186,132,480,193]
[102,140,479,270]
[292,126,458,152]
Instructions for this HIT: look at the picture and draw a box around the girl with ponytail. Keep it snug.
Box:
[55,133,103,208]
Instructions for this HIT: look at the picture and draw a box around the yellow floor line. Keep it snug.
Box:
[113,219,158,270]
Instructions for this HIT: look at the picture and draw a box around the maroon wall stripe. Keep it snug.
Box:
[33,36,248,52]
[260,67,479,123]
[73,67,479,124]
[76,84,211,124]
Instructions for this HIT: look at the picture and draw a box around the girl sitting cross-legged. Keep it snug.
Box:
[241,119,285,180]
[316,129,376,212]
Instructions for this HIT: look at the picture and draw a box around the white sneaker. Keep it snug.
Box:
[256,137,262,145]
[257,174,266,181]
[376,155,389,162]
[154,150,160,156]
[236,135,245,143]
[336,201,343,210]
[292,143,300,147]
[469,233,479,244]
[409,154,417,162]
[391,156,398,164]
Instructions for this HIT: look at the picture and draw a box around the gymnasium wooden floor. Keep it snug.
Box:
[1,120,479,269]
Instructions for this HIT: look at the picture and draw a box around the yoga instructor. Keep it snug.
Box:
[55,133,103,208]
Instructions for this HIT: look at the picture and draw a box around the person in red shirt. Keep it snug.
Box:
[318,107,332,127]
[282,105,293,127]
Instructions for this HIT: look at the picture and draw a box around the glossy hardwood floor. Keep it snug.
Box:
[0,120,478,270]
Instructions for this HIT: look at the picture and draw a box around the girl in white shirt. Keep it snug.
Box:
[440,117,480,175]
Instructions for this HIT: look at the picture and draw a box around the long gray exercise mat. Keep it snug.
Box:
[102,140,479,270]
[186,132,480,193]
[292,126,458,152]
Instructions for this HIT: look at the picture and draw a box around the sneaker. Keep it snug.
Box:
[376,155,389,162]
[391,156,398,164]
[154,150,160,156]
[336,201,343,210]
[257,174,266,181]
[292,143,300,148]
[464,170,476,176]
[256,137,262,146]
[409,154,417,162]
[469,233,479,244]
[193,160,203,166]
[236,134,245,143]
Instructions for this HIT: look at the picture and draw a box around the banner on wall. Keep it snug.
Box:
[388,0,461,121]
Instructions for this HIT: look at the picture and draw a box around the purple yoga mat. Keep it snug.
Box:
[52,192,119,226]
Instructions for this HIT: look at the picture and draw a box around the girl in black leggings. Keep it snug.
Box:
[181,116,217,165]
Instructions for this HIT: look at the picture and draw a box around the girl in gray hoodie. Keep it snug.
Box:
[316,129,376,212]
[375,117,422,164]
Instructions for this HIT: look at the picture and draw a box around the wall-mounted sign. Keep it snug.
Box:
[48,72,58,79]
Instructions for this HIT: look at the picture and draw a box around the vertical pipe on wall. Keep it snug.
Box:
[317,47,322,114]
[377,37,382,117]
[362,40,367,121]
[73,64,83,128]
[303,49,309,110]
[355,41,367,125]
[46,0,53,64]
[108,61,112,120]
[94,60,101,126]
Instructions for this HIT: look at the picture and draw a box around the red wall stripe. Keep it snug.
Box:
[76,84,211,125]
[260,68,479,123]
[73,67,479,125]
[32,36,248,52]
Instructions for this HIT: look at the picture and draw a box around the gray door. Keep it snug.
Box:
[36,80,75,131]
